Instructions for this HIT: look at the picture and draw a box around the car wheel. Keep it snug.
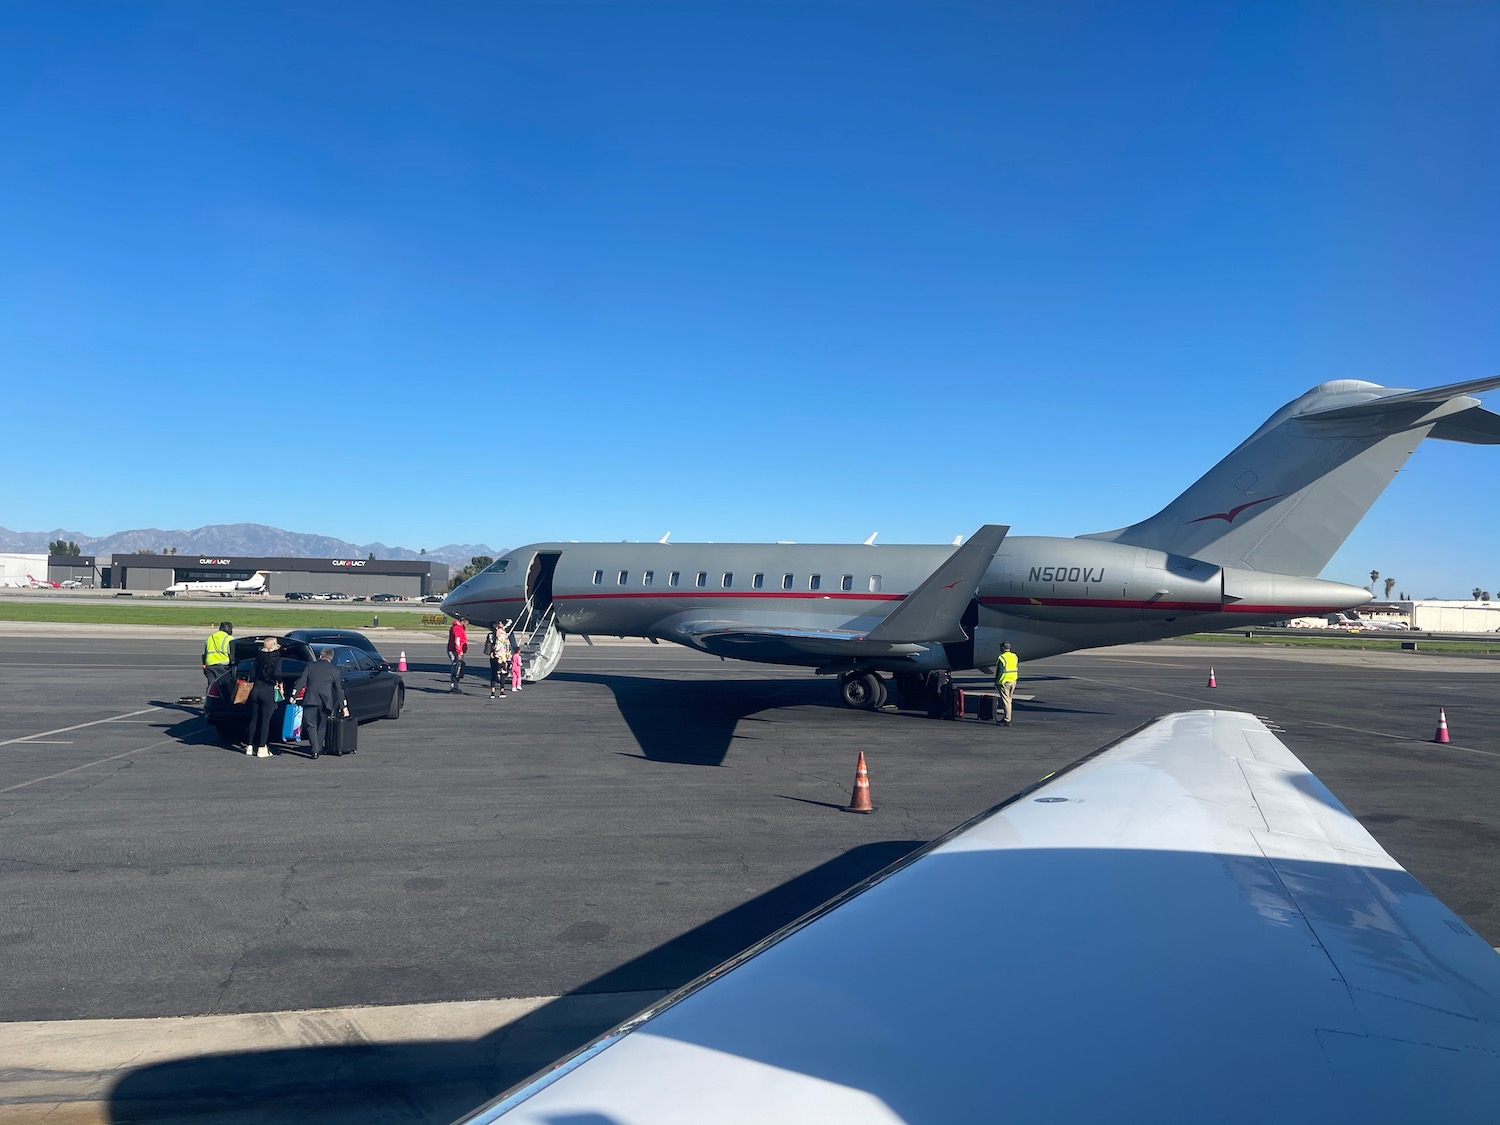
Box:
[386,684,403,720]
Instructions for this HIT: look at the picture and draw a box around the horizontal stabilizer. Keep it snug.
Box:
[1427,406,1500,445]
[1300,373,1500,420]
[864,523,1009,644]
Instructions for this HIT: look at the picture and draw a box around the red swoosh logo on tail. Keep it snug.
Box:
[1187,493,1287,525]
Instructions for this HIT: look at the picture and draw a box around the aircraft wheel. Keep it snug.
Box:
[840,672,883,711]
[873,676,889,709]
[894,673,926,709]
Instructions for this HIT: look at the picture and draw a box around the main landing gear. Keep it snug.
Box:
[838,670,937,712]
[839,671,887,711]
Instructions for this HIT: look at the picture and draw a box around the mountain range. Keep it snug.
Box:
[0,524,501,568]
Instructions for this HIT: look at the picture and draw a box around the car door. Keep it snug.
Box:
[356,652,395,717]
[329,647,370,718]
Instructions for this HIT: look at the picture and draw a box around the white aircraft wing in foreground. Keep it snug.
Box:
[465,711,1500,1125]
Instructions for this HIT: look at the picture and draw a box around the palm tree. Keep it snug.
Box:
[1473,587,1484,601]
[1369,569,1380,593]
[1383,577,1395,599]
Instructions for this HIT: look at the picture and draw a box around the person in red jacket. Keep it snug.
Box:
[447,615,469,694]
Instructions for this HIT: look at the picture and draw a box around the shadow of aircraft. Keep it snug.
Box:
[107,840,923,1124]
[547,671,838,767]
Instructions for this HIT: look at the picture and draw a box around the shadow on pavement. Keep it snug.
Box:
[549,672,842,766]
[107,840,923,1124]
[146,701,221,748]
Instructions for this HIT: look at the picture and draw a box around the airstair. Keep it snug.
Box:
[511,601,565,683]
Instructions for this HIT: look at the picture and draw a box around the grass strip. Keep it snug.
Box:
[1182,632,1500,655]
[0,602,446,630]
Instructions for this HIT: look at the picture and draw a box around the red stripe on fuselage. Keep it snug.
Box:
[559,591,905,602]
[445,591,905,609]
[980,595,1350,615]
[451,591,1348,616]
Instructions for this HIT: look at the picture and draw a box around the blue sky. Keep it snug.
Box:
[2,2,1495,597]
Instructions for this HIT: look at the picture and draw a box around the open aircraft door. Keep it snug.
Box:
[524,550,560,616]
[516,550,565,683]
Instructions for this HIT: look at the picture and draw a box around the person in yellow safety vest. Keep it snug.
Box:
[203,621,234,690]
[994,641,1019,726]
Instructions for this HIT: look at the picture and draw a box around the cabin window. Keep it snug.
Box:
[617,570,629,585]
[752,573,764,589]
[840,575,853,592]
[668,571,680,587]
[482,559,510,574]
[809,574,822,591]
[695,571,707,588]
[781,574,794,590]
[722,572,733,588]
[869,574,882,592]
[592,570,604,585]
[643,570,654,587]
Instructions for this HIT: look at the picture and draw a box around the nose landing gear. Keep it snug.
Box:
[839,671,888,710]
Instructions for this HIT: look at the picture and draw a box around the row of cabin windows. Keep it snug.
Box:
[590,570,883,593]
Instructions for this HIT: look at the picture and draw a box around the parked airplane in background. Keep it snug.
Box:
[25,574,61,588]
[444,376,1500,709]
[162,571,270,598]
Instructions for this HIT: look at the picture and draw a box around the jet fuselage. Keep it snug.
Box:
[443,536,1369,672]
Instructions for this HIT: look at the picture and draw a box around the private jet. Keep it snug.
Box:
[443,377,1500,708]
[162,571,270,598]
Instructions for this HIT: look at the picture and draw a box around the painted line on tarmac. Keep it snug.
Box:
[0,707,162,748]
[12,740,73,745]
[0,737,179,794]
[0,989,668,1123]
[1068,675,1500,759]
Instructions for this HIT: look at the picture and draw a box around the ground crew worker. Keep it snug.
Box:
[202,621,233,689]
[994,642,1019,725]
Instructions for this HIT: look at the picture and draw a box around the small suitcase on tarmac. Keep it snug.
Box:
[327,714,359,755]
[949,686,965,721]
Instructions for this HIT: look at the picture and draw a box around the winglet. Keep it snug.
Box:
[865,524,1009,644]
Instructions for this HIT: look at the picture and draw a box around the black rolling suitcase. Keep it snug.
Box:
[327,714,359,756]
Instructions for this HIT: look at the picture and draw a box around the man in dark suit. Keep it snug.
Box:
[295,648,349,759]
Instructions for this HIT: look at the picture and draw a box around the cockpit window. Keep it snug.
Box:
[481,559,510,574]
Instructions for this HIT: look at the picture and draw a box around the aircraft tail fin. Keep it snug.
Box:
[1081,377,1500,575]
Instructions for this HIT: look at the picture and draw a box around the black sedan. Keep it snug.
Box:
[204,636,404,746]
[284,628,384,658]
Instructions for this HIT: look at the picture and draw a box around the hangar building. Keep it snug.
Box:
[105,554,449,598]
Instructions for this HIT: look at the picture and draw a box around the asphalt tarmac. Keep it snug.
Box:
[2,632,1498,1120]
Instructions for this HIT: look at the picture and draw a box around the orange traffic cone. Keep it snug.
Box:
[397,650,407,672]
[1433,707,1451,744]
[845,751,874,814]
[1207,667,1217,688]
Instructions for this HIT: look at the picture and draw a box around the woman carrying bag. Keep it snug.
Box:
[245,637,283,758]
